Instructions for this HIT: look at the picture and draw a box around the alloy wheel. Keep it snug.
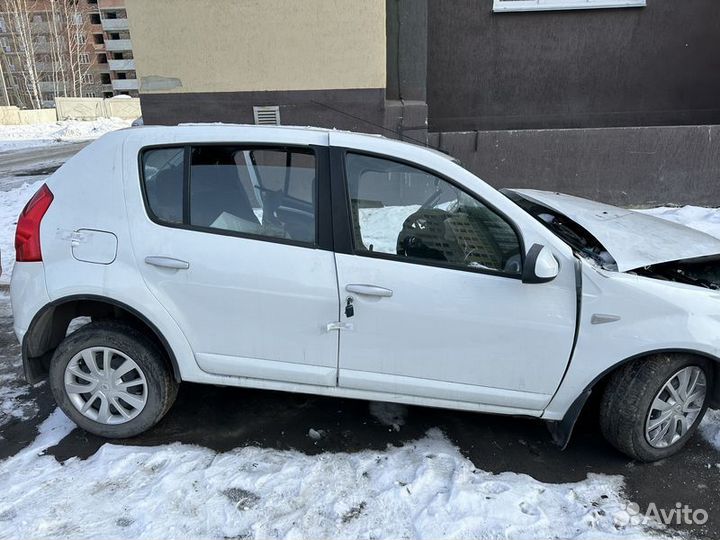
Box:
[645,365,706,448]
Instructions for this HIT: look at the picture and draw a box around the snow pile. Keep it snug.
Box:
[0,118,131,152]
[638,206,720,240]
[0,179,44,285]
[358,205,419,253]
[700,409,720,451]
[0,409,667,539]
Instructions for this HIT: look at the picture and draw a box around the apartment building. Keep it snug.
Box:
[125,0,720,206]
[0,0,136,107]
[93,0,137,98]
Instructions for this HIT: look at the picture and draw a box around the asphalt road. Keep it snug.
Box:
[0,141,88,190]
[0,303,717,538]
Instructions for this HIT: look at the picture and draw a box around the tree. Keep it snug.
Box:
[0,0,96,108]
[4,0,43,108]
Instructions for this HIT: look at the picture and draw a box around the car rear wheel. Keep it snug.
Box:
[599,354,711,462]
[49,321,178,438]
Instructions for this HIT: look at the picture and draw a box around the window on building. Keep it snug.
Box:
[100,72,111,84]
[0,16,7,32]
[79,53,90,64]
[90,13,101,24]
[105,11,117,19]
[492,0,645,12]
[117,72,126,79]
[83,73,94,84]
[93,33,104,44]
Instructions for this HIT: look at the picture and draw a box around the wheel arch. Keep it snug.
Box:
[547,348,720,448]
[22,294,182,385]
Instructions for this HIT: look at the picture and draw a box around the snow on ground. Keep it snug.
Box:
[0,409,669,540]
[0,178,44,285]
[701,409,720,451]
[0,290,37,428]
[0,118,131,153]
[369,401,408,432]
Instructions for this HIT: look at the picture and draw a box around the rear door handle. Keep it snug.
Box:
[144,256,190,270]
[345,284,393,297]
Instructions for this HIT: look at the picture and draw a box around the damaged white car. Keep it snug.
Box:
[10,125,719,462]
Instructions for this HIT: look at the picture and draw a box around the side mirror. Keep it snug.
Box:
[522,244,559,284]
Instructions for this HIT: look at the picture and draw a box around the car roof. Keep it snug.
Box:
[115,123,457,163]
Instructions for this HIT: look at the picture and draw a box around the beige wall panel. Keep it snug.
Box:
[126,0,386,93]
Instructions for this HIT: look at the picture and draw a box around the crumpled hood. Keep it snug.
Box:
[506,189,720,272]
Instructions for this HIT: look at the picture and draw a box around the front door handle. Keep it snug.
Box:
[145,256,190,270]
[345,284,393,298]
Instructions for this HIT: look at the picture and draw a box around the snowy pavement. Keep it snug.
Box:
[0,124,718,538]
[0,118,131,154]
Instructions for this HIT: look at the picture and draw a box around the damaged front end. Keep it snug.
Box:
[633,256,720,290]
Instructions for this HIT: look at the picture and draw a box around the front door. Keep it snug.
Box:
[127,140,339,386]
[333,150,577,411]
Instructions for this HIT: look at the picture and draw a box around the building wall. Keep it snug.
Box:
[429,125,720,207]
[125,0,386,127]
[126,0,385,93]
[427,0,720,131]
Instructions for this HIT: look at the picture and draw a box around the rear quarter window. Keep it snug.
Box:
[141,147,184,224]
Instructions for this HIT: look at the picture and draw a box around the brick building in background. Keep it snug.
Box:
[124,0,720,206]
[0,0,136,108]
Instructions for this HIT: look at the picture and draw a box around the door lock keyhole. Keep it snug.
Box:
[345,296,355,318]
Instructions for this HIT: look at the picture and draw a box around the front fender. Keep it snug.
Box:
[543,261,720,421]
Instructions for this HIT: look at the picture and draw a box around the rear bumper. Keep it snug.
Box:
[10,262,50,347]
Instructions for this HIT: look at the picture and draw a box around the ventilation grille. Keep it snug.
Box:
[253,105,281,125]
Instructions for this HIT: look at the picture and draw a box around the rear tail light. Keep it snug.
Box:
[15,183,53,262]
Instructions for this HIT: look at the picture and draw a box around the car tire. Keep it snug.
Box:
[599,353,712,462]
[49,320,179,438]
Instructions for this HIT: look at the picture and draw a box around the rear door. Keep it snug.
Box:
[126,133,340,386]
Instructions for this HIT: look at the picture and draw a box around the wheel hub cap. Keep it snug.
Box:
[645,365,706,449]
[63,347,148,425]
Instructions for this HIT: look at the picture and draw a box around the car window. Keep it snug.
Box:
[141,146,317,245]
[141,147,184,224]
[344,153,522,275]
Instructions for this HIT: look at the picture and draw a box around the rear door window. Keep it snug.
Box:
[141,146,317,245]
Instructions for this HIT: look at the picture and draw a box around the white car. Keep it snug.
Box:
[10,125,719,462]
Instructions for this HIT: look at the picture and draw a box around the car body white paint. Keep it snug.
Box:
[10,124,720,424]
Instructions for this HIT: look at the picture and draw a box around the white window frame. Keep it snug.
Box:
[493,0,645,12]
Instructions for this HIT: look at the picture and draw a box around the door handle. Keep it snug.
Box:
[345,284,393,298]
[144,256,190,270]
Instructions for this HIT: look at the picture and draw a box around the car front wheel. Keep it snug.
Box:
[49,321,178,438]
[599,354,711,462]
